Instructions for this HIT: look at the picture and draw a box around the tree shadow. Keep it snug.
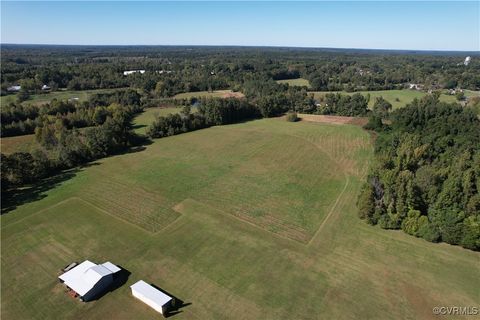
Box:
[150,283,192,318]
[132,124,147,131]
[1,166,87,215]
[1,133,154,216]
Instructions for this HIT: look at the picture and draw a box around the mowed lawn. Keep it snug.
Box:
[276,78,311,88]
[0,88,127,106]
[2,119,479,320]
[312,89,480,110]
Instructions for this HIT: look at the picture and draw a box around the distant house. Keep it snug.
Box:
[7,85,21,92]
[123,70,146,76]
[41,84,51,91]
[408,83,423,90]
[58,260,121,302]
[130,280,173,316]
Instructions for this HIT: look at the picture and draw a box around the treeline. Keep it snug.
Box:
[1,89,141,137]
[357,96,480,250]
[147,98,259,138]
[1,106,138,192]
[316,93,370,116]
[1,91,143,193]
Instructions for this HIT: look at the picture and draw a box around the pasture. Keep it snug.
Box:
[0,134,36,154]
[172,90,244,100]
[0,88,126,106]
[312,89,480,110]
[276,78,311,88]
[1,119,479,319]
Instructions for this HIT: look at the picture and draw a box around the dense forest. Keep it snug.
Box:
[358,95,480,250]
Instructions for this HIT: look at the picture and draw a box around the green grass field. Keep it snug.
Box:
[276,78,311,88]
[172,90,244,100]
[132,107,184,134]
[2,119,479,319]
[0,88,126,106]
[312,89,480,110]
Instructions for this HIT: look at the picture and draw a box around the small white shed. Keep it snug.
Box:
[130,280,173,315]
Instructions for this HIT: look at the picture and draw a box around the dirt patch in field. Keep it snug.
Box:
[298,114,368,126]
[402,282,439,320]
[222,91,245,99]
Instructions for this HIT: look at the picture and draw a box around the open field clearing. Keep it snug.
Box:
[312,89,480,110]
[0,88,126,106]
[298,114,368,126]
[276,78,311,88]
[0,134,36,154]
[173,90,245,100]
[2,119,479,319]
[132,107,184,134]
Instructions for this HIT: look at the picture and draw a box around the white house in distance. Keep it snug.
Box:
[130,280,173,316]
[123,70,145,76]
[58,260,121,302]
[7,85,21,92]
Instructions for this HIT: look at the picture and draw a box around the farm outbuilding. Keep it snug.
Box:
[130,280,173,316]
[58,260,121,302]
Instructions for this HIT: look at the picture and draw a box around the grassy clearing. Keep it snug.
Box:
[132,107,183,134]
[312,89,480,110]
[276,78,311,88]
[2,119,479,319]
[0,88,126,107]
[0,134,36,154]
[172,90,244,100]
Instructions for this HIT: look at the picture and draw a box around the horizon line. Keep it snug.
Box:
[2,43,479,54]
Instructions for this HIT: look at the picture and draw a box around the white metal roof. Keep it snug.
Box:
[58,260,118,296]
[130,280,172,308]
[102,261,121,273]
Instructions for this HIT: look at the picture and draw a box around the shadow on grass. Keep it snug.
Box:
[1,134,154,216]
[150,283,192,318]
[132,124,147,131]
[1,168,79,215]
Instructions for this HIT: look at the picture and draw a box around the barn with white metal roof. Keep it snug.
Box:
[58,260,121,302]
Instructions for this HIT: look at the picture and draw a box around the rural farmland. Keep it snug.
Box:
[2,2,480,318]
[173,90,245,100]
[2,118,479,319]
[312,89,480,110]
[276,78,311,88]
[0,88,126,106]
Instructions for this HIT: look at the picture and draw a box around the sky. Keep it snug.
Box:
[1,1,479,51]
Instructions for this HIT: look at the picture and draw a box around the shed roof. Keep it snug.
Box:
[130,280,172,308]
